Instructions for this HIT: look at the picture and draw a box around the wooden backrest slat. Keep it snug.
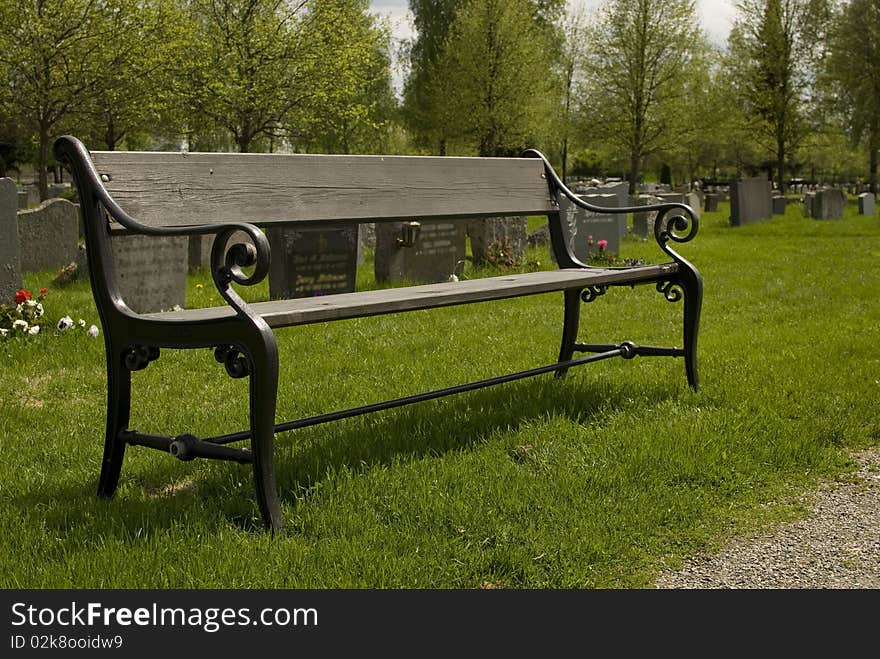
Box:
[90,151,556,227]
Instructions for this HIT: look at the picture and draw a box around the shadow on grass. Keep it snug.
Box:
[13,371,687,538]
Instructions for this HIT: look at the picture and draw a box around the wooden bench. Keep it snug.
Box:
[54,135,702,531]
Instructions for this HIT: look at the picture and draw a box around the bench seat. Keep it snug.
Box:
[144,265,678,328]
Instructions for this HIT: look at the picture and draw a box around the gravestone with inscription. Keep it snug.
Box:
[375,220,466,284]
[858,192,875,216]
[554,193,624,262]
[729,177,772,226]
[0,178,23,303]
[267,224,359,299]
[17,198,79,272]
[111,234,187,313]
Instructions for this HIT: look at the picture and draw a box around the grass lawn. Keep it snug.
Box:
[1,199,877,588]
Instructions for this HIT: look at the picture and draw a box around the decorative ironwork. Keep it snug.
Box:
[580,285,608,303]
[215,344,250,378]
[656,280,683,302]
[123,345,160,371]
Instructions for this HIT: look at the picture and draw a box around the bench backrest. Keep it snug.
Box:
[90,151,557,228]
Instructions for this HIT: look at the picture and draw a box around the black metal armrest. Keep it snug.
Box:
[521,148,699,268]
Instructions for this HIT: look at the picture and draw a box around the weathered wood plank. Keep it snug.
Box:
[90,151,556,228]
[143,265,677,328]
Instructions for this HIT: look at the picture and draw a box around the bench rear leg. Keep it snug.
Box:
[555,288,582,378]
[97,346,131,498]
[247,339,283,531]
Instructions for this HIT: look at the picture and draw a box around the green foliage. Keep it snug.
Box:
[823,0,880,191]
[579,0,703,193]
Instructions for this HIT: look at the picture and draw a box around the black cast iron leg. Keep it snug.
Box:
[246,335,282,531]
[677,266,703,391]
[556,288,582,378]
[97,345,132,498]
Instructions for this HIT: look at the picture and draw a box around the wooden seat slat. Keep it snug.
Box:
[143,265,677,328]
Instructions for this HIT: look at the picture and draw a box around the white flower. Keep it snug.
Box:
[28,325,40,336]
[16,303,23,313]
[0,328,7,337]
[26,299,37,307]
[35,303,44,318]
[12,319,28,332]
[87,324,100,338]
[447,274,459,282]
[78,319,86,328]
[57,316,74,331]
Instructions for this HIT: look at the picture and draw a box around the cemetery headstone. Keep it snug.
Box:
[17,198,79,272]
[811,189,846,220]
[467,216,527,267]
[187,235,214,272]
[858,192,875,216]
[729,177,772,226]
[267,224,359,298]
[374,220,466,284]
[555,193,624,262]
[632,194,661,239]
[0,178,23,304]
[111,233,187,313]
[704,193,719,212]
[772,196,788,215]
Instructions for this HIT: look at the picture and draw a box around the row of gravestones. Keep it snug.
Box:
[728,177,877,224]
[3,174,877,311]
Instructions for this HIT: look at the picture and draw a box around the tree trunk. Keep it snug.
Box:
[561,138,568,185]
[628,152,639,196]
[37,123,50,201]
[870,128,878,194]
[777,138,786,194]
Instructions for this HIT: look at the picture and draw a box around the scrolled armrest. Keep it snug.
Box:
[522,148,699,265]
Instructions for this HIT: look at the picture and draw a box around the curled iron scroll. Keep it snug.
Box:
[214,344,250,379]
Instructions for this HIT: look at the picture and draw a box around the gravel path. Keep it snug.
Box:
[654,449,880,589]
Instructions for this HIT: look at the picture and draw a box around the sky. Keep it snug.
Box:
[369,0,739,48]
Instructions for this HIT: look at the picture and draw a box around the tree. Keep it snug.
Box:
[290,0,397,154]
[726,0,829,192]
[428,0,555,157]
[556,2,590,182]
[580,0,702,194]
[0,0,111,199]
[80,0,190,150]
[824,0,880,192]
[403,0,563,155]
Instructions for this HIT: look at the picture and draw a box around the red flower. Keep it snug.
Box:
[597,239,608,252]
[39,287,48,295]
[14,289,31,305]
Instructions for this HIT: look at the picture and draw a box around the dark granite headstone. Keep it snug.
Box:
[729,177,772,226]
[17,198,79,272]
[704,194,719,212]
[857,192,875,216]
[0,178,23,304]
[112,234,187,313]
[374,220,466,284]
[467,216,527,267]
[772,196,788,215]
[267,224,358,298]
[555,193,624,262]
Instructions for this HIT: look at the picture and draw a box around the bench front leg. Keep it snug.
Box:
[244,334,282,531]
[555,288,582,379]
[97,342,132,499]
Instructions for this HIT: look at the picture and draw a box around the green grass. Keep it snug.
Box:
[1,200,878,588]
